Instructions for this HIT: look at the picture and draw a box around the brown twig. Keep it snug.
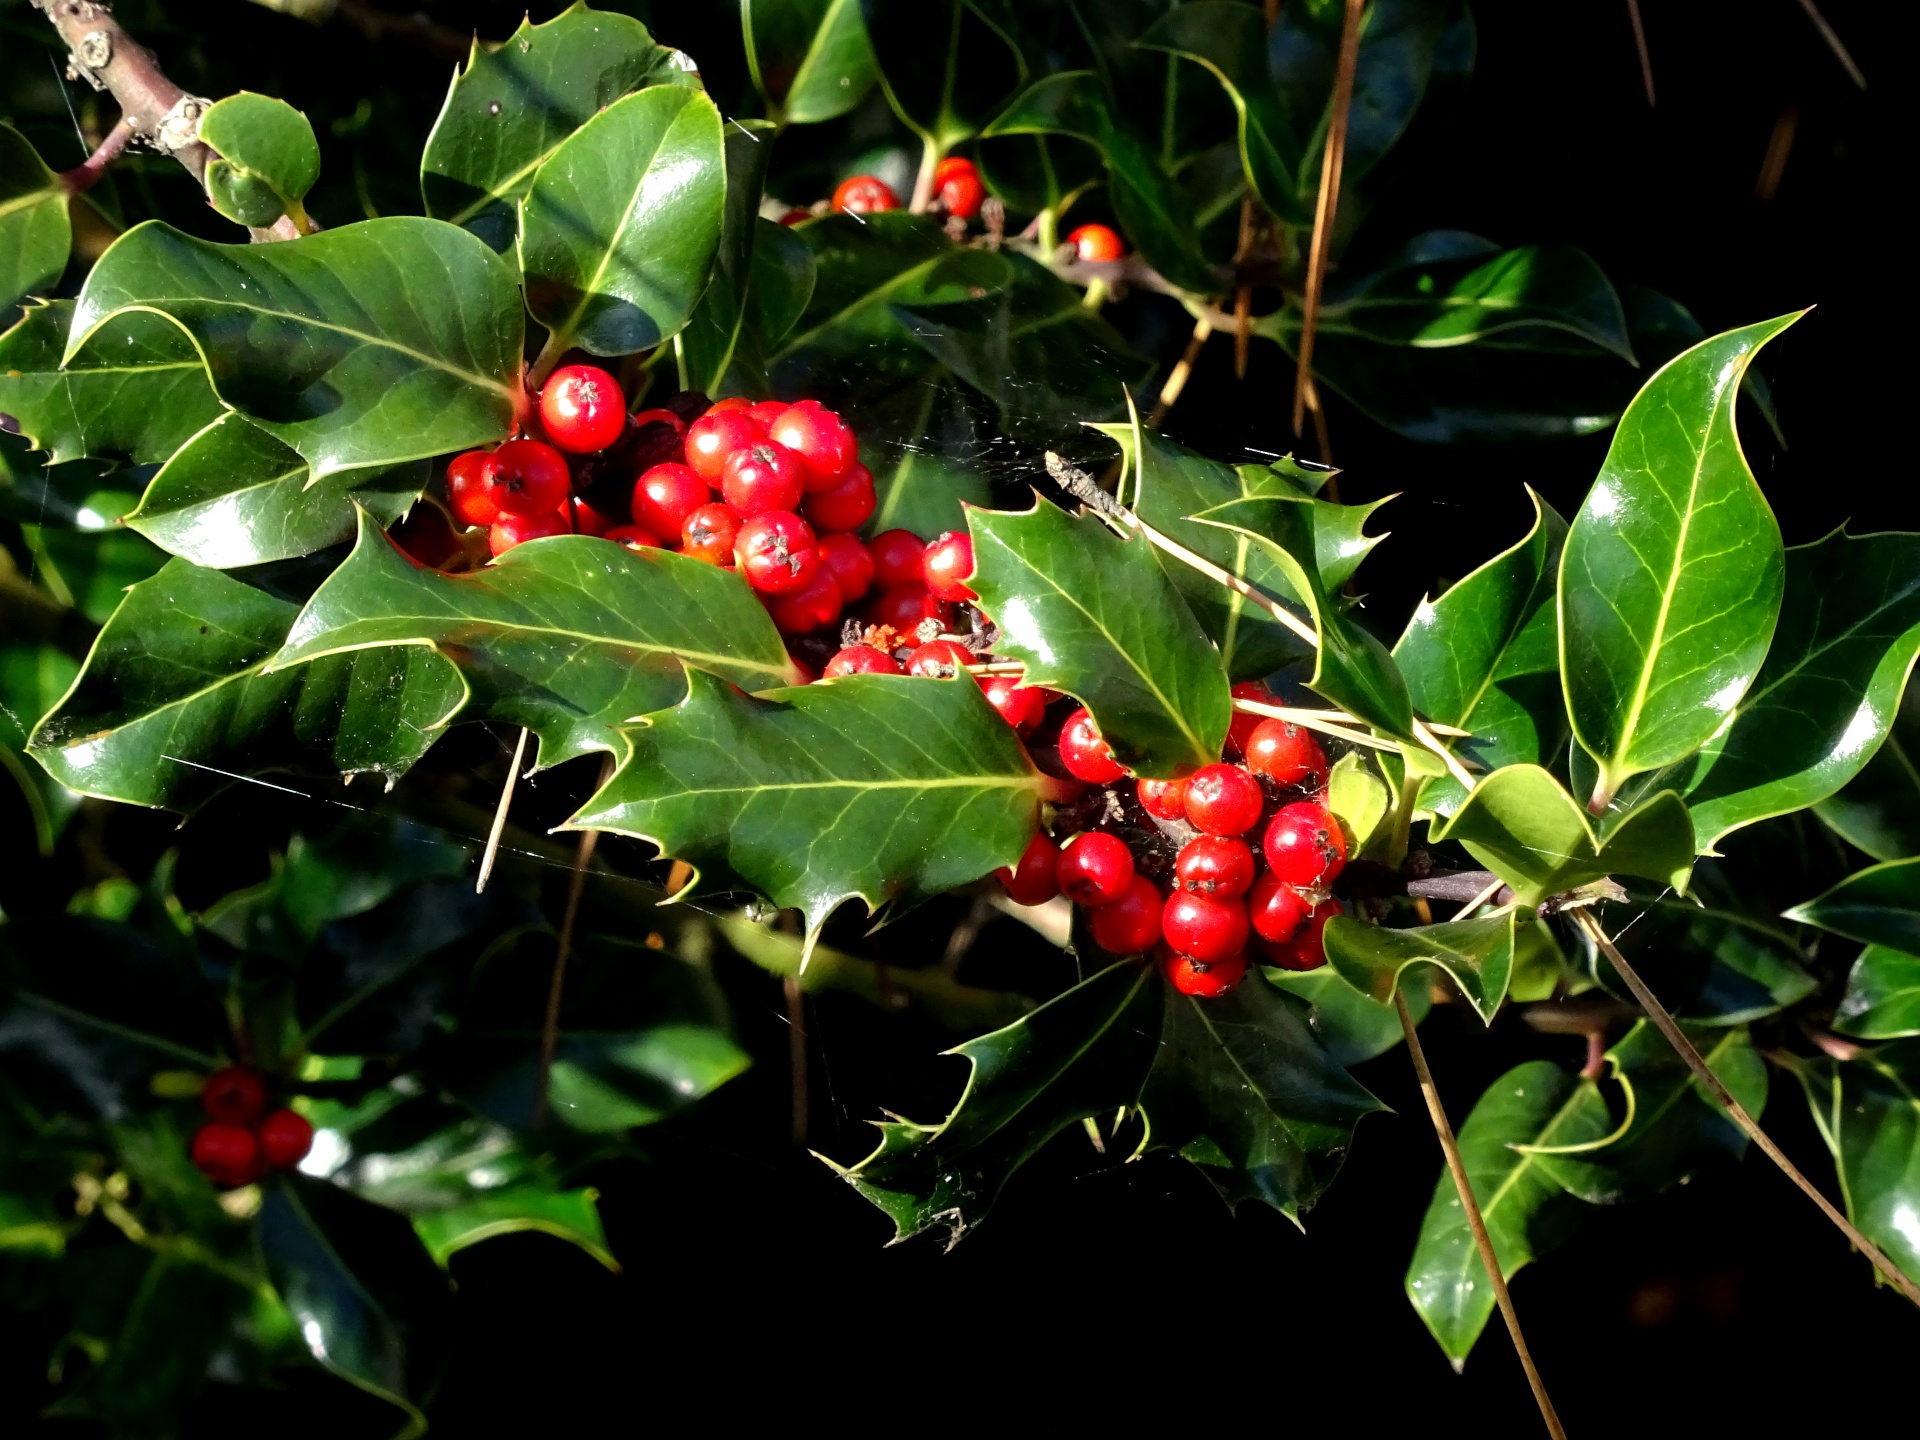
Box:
[1755,106,1799,202]
[1148,318,1214,427]
[785,974,808,1145]
[1573,909,1920,1305]
[1232,197,1256,379]
[58,115,133,193]
[33,0,215,182]
[1624,0,1656,106]
[533,756,614,1127]
[476,727,530,894]
[1396,991,1567,1437]
[1791,0,1866,89]
[1292,0,1364,437]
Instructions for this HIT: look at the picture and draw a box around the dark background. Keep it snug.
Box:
[4,0,1915,1433]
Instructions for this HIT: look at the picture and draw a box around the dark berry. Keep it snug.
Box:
[682,502,742,565]
[1163,946,1248,998]
[447,449,498,528]
[804,462,876,532]
[869,529,929,589]
[1059,707,1125,783]
[922,531,978,603]
[823,644,902,677]
[1089,875,1163,954]
[1263,801,1347,889]
[1248,872,1312,944]
[191,1121,264,1187]
[832,175,900,214]
[1183,763,1264,836]
[735,510,819,594]
[817,533,875,603]
[1056,831,1135,907]
[765,568,843,633]
[982,676,1045,732]
[1175,835,1255,898]
[768,401,857,490]
[1246,719,1328,789]
[1068,223,1124,262]
[482,439,570,517]
[201,1067,267,1125]
[997,831,1061,906]
[1136,776,1190,820]
[722,441,806,516]
[1162,890,1250,963]
[685,410,765,482]
[905,640,973,679]
[390,505,463,570]
[634,462,710,539]
[257,1108,314,1169]
[490,509,570,555]
[539,364,626,453]
[631,406,687,436]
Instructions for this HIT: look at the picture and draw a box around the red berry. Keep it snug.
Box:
[832,174,900,214]
[1056,831,1135,907]
[1246,720,1328,789]
[937,167,985,220]
[1059,707,1125,783]
[1068,223,1125,262]
[1183,763,1264,836]
[631,406,687,436]
[750,399,790,428]
[816,533,875,603]
[708,396,754,414]
[539,364,626,453]
[1227,680,1274,757]
[805,462,876,533]
[201,1067,267,1125]
[1163,947,1248,999]
[634,462,710,540]
[685,410,765,482]
[490,509,570,555]
[1248,872,1312,945]
[1270,899,1341,971]
[571,499,616,537]
[604,524,663,552]
[1262,801,1347,889]
[191,1122,264,1187]
[934,156,977,185]
[865,582,951,637]
[735,510,819,594]
[905,640,973,679]
[1162,890,1249,963]
[682,502,742,565]
[722,441,807,516]
[765,567,843,634]
[823,644,902,677]
[769,401,858,491]
[482,439,571,517]
[1136,776,1190,820]
[982,676,1045,732]
[1175,835,1255,898]
[922,530,977,603]
[257,1108,315,1169]
[447,449,498,528]
[997,831,1061,906]
[1089,875,1163,954]
[870,529,929,589]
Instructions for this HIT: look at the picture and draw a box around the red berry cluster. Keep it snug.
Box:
[825,156,984,223]
[997,681,1347,1000]
[188,1067,314,1188]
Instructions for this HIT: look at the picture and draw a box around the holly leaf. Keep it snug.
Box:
[1816,677,1920,861]
[680,118,775,395]
[199,93,321,228]
[743,0,879,126]
[1394,490,1567,818]
[863,381,992,541]
[520,84,726,358]
[1143,971,1384,1216]
[829,959,1162,1246]
[1327,751,1390,852]
[422,4,698,251]
[272,518,799,770]
[1405,1060,1610,1366]
[70,217,523,478]
[1835,947,1920,1040]
[1323,911,1515,1023]
[574,670,1047,938]
[1611,865,1815,1026]
[864,0,1026,155]
[0,122,69,310]
[1785,858,1920,953]
[0,300,222,467]
[1561,314,1799,809]
[125,415,422,568]
[1792,1041,1920,1288]
[967,495,1230,777]
[29,558,463,809]
[1431,765,1695,907]
[1262,963,1432,1067]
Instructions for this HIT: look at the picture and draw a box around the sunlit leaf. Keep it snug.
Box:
[0,122,70,310]
[743,0,878,126]
[1324,910,1514,1023]
[1835,947,1920,1040]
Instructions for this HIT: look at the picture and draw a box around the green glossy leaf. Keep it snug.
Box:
[1794,1040,1920,1287]
[199,92,321,227]
[1816,677,1920,861]
[680,118,775,394]
[746,217,816,351]
[864,0,1025,153]
[1835,947,1920,1040]
[1262,962,1431,1067]
[1431,765,1695,907]
[1561,314,1798,808]
[1144,971,1384,1215]
[0,641,82,854]
[1323,910,1514,1023]
[29,558,462,809]
[1406,1060,1609,1365]
[863,382,992,540]
[0,300,222,466]
[1785,857,1920,952]
[422,4,698,250]
[273,519,799,770]
[70,218,523,478]
[1611,880,1814,1026]
[1507,915,1573,1003]
[744,0,879,126]
[21,515,168,625]
[575,670,1047,937]
[0,122,69,310]
[967,495,1230,776]
[1396,489,1567,819]
[125,414,423,568]
[1327,751,1389,852]
[831,959,1162,1245]
[520,85,725,357]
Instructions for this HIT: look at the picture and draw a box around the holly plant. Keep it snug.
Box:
[2,1,1915,1434]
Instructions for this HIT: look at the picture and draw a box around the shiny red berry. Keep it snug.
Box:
[201,1067,267,1125]
[922,531,977,603]
[937,166,985,220]
[765,567,843,633]
[1183,763,1264,836]
[572,500,616,537]
[735,510,819,594]
[805,462,876,532]
[750,399,789,428]
[722,441,807,516]
[1270,898,1341,971]
[631,406,686,436]
[1262,801,1347,888]
[869,529,928,589]
[1246,720,1328,789]
[1068,223,1125,262]
[681,502,742,565]
[447,449,498,528]
[685,410,765,482]
[1175,835,1255,898]
[816,533,875,603]
[604,525,663,552]
[1248,872,1312,945]
[905,640,973,679]
[708,396,755,414]
[1059,707,1125,783]
[1089,875,1163,954]
[832,174,900,214]
[997,831,1061,906]
[769,401,858,491]
[982,676,1045,732]
[1163,946,1248,998]
[1226,680,1274,757]
[191,1121,264,1187]
[633,463,709,540]
[1056,831,1135,907]
[934,156,976,185]
[865,582,950,637]
[823,644,902,677]
[490,509,570,555]
[257,1108,315,1169]
[1136,776,1190,821]
[1162,890,1250,963]
[482,439,571,517]
[539,364,626,453]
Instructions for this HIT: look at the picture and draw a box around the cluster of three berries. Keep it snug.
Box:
[189,1067,315,1188]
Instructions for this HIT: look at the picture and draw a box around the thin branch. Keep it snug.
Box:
[1624,0,1656,106]
[1292,0,1365,437]
[1573,909,1920,1306]
[1231,698,1399,753]
[1755,106,1799,202]
[785,974,808,1145]
[58,114,133,193]
[1148,317,1213,428]
[1792,0,1866,89]
[477,727,530,894]
[1396,991,1568,1437]
[1413,717,1478,793]
[33,0,215,182]
[1232,196,1256,379]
